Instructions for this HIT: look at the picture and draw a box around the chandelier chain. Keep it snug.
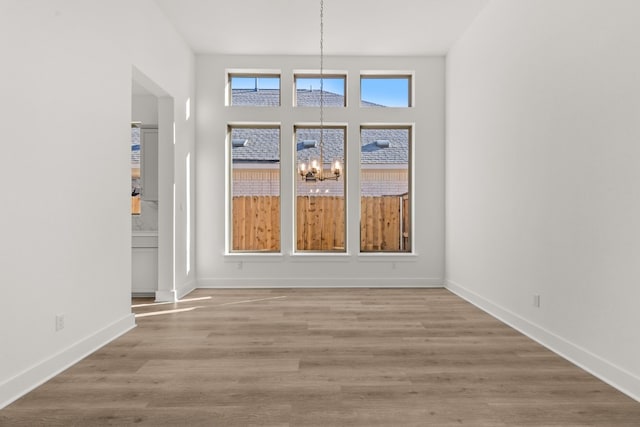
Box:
[319,0,324,150]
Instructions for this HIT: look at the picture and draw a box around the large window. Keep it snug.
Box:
[360,126,411,252]
[229,125,280,252]
[295,75,346,107]
[229,74,281,106]
[360,75,412,107]
[295,126,346,252]
[224,68,416,255]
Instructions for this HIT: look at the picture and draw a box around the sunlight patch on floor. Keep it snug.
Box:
[135,306,200,318]
[215,296,287,306]
[131,296,212,308]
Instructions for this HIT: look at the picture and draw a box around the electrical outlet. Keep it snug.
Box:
[55,314,65,331]
[533,295,541,308]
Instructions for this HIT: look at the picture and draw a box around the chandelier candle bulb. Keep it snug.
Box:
[310,157,320,173]
[332,159,342,176]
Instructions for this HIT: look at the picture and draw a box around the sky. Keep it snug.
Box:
[231,76,409,107]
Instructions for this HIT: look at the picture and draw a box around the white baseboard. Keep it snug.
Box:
[177,279,197,299]
[155,279,197,302]
[155,289,176,302]
[198,277,444,288]
[446,280,640,402]
[0,314,136,409]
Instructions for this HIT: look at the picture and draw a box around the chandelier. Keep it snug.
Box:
[297,0,342,182]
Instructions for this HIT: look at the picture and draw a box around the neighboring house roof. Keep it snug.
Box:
[231,126,408,164]
[360,128,409,165]
[231,128,280,162]
[231,88,381,107]
[232,89,280,107]
[230,90,408,197]
[296,89,346,107]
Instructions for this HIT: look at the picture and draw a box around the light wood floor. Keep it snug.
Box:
[1,288,639,426]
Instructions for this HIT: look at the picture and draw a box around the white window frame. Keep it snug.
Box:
[226,69,282,107]
[359,123,415,255]
[293,124,348,254]
[360,70,415,108]
[293,71,348,107]
[226,122,282,254]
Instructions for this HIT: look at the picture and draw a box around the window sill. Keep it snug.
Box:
[358,252,418,261]
[224,252,284,262]
[289,252,352,262]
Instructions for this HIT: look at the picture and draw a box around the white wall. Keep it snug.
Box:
[446,0,640,400]
[197,55,445,287]
[0,0,195,407]
[132,94,159,125]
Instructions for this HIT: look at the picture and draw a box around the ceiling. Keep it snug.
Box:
[154,0,489,56]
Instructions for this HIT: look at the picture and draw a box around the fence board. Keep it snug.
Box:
[360,198,367,250]
[402,194,410,251]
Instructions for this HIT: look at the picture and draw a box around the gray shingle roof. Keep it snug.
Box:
[230,127,408,164]
[231,89,381,107]
[231,128,280,162]
[296,89,346,107]
[232,89,280,106]
[295,128,345,164]
[360,128,409,164]
[229,89,406,164]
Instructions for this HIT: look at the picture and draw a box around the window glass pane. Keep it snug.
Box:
[360,127,411,252]
[360,76,411,107]
[230,126,280,252]
[295,76,346,107]
[230,76,280,106]
[295,127,346,252]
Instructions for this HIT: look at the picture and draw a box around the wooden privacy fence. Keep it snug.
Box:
[232,195,410,252]
[360,194,410,252]
[232,196,280,251]
[296,196,345,251]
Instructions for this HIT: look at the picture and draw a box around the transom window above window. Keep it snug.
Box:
[294,75,346,107]
[360,75,412,108]
[229,74,281,106]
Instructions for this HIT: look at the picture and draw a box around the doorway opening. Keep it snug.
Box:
[131,67,175,301]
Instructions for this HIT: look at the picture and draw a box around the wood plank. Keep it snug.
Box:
[335,196,345,250]
[272,196,280,251]
[360,197,367,250]
[388,196,399,251]
[365,197,374,251]
[296,196,305,250]
[403,194,410,251]
[319,197,329,250]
